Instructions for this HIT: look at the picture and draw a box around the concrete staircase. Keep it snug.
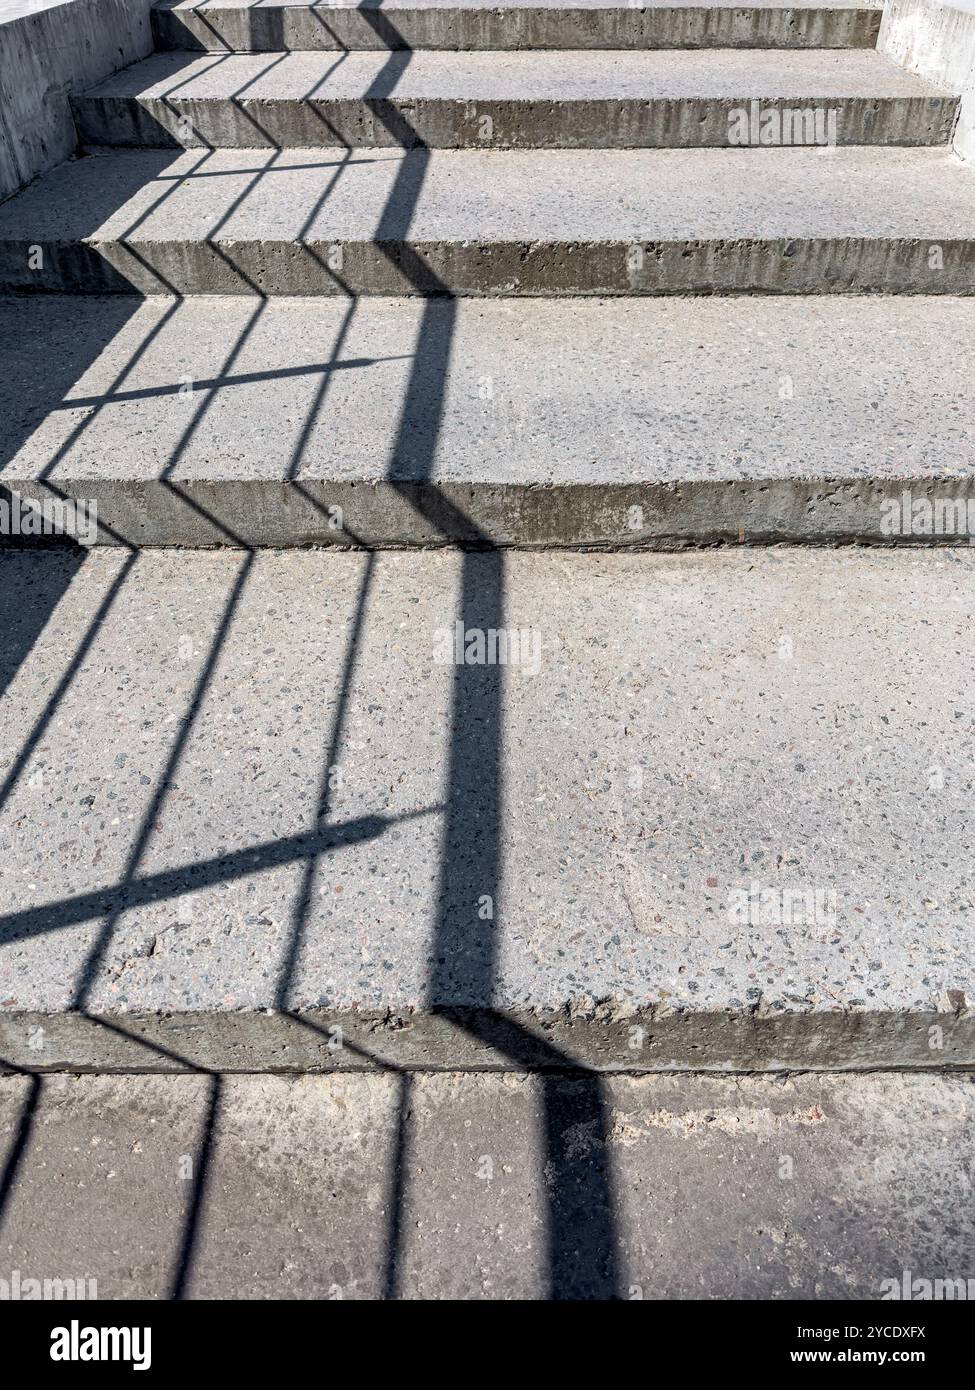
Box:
[0,1,973,1074]
[1,3,974,545]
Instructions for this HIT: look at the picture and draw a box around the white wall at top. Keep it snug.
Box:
[879,0,975,163]
[0,0,155,201]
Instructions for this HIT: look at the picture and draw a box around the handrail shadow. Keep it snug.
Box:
[0,0,622,1299]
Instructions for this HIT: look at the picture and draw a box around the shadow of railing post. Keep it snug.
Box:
[337,1,621,1300]
[170,1072,222,1300]
[0,0,622,1297]
[0,1066,42,1229]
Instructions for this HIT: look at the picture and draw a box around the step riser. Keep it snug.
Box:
[72,94,957,151]
[3,238,972,295]
[4,480,975,549]
[151,6,884,53]
[3,1007,974,1072]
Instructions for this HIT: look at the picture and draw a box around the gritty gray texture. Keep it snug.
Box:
[3,145,975,295]
[0,547,973,1071]
[881,0,975,166]
[151,0,884,53]
[0,1070,973,1298]
[0,0,154,201]
[16,477,975,549]
[0,294,973,547]
[2,1006,974,1073]
[71,49,958,150]
[83,48,938,105]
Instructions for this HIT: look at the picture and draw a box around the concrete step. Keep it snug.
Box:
[151,0,885,53]
[2,294,974,548]
[2,145,975,295]
[2,1071,972,1298]
[71,49,957,150]
[0,546,972,1073]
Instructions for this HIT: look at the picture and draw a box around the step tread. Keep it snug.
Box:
[80,47,946,102]
[2,294,973,489]
[4,145,975,242]
[0,545,972,1070]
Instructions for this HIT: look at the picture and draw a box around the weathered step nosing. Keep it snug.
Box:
[3,146,972,297]
[4,478,975,550]
[1,1006,973,1073]
[3,235,973,296]
[71,93,959,151]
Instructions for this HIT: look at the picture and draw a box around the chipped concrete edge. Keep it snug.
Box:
[3,235,975,294]
[4,477,975,549]
[1,1003,973,1072]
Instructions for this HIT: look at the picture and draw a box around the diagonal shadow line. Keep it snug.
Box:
[0,802,439,947]
[0,551,139,816]
[285,297,361,478]
[0,9,620,1297]
[57,352,409,409]
[127,232,359,533]
[306,4,348,52]
[146,154,394,181]
[158,297,269,474]
[273,550,377,1007]
[156,50,237,102]
[0,1071,42,1228]
[34,299,185,482]
[277,142,365,472]
[56,1013,220,1297]
[0,135,378,1287]
[350,0,619,1299]
[106,146,214,245]
[183,0,235,54]
[0,1034,203,1300]
[191,0,286,58]
[160,475,255,546]
[82,1014,217,1073]
[169,1073,221,1299]
[69,551,256,1010]
[267,0,621,1300]
[29,478,137,549]
[318,0,412,52]
[159,49,291,148]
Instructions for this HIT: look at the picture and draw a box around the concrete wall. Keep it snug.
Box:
[880,0,975,163]
[0,0,154,201]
